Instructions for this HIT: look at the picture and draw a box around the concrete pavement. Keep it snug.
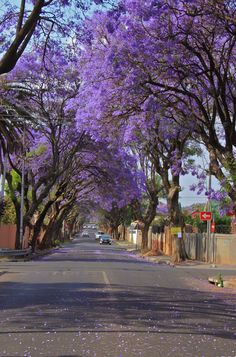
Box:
[115,239,236,288]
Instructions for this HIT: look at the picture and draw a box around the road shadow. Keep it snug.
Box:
[0,280,236,341]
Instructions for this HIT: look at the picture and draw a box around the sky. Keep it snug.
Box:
[180,174,209,208]
[179,151,220,208]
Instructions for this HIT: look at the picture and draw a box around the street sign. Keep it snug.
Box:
[200,211,212,221]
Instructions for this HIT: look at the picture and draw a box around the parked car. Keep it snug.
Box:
[100,234,112,245]
[82,231,89,237]
[95,231,105,240]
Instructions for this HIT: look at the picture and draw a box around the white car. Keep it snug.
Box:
[95,231,105,240]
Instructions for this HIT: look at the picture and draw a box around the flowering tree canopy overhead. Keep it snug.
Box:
[0,0,112,75]
[0,42,143,247]
[1,0,236,252]
[73,0,236,213]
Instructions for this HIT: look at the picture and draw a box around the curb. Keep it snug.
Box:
[115,242,172,265]
[138,255,173,266]
[31,246,60,260]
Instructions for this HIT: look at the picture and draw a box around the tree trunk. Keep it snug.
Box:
[39,218,56,249]
[51,219,63,242]
[140,223,149,250]
[174,235,188,262]
[68,216,78,237]
[113,225,119,240]
[167,183,182,226]
[167,183,188,262]
[122,224,126,240]
[5,173,22,249]
[30,200,54,252]
[132,192,159,251]
[15,207,21,249]
[39,204,71,249]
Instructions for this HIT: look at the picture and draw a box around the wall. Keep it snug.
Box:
[0,224,44,249]
[150,227,173,255]
[118,224,236,264]
[0,222,75,250]
[128,228,142,248]
[0,224,17,249]
[215,234,236,265]
[185,233,207,261]
[184,233,236,265]
[140,226,236,265]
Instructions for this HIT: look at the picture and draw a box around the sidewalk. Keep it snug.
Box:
[115,239,236,268]
[115,239,236,288]
[115,239,172,265]
[0,246,60,262]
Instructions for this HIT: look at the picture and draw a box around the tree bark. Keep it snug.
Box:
[113,225,119,240]
[140,223,150,250]
[29,199,54,251]
[122,224,126,240]
[174,235,188,262]
[39,217,56,249]
[15,207,21,249]
[0,0,44,74]
[5,172,22,249]
[39,202,73,249]
[132,194,158,251]
[167,185,188,262]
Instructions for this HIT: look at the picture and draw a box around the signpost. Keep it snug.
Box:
[200,211,212,262]
[211,221,215,264]
[200,211,212,221]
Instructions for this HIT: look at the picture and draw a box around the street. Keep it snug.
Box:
[0,231,236,357]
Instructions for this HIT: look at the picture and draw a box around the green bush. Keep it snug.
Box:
[0,197,16,224]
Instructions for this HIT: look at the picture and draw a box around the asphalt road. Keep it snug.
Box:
[0,230,236,357]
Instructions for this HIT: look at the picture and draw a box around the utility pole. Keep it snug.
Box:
[206,164,212,262]
[19,125,26,249]
[0,153,6,198]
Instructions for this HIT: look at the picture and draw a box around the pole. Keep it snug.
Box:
[212,216,216,264]
[1,153,6,198]
[206,166,212,262]
[19,125,25,249]
[212,231,215,264]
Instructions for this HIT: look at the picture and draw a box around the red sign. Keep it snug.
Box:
[211,221,215,233]
[200,211,212,221]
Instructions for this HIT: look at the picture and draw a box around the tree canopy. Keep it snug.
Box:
[0,0,236,254]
